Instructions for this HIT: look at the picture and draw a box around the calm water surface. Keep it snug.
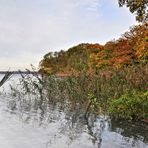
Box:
[0,74,148,148]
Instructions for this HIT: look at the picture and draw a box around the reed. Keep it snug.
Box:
[8,63,148,120]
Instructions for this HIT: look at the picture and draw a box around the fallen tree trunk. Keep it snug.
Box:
[0,72,13,87]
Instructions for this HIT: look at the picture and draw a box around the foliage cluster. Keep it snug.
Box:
[118,0,148,22]
[108,90,148,120]
[39,23,148,75]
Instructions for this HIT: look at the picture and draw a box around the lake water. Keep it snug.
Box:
[0,74,148,148]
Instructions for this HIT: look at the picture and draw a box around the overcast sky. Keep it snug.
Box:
[0,0,136,71]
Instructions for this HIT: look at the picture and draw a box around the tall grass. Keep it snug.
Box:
[39,64,147,116]
[8,64,147,119]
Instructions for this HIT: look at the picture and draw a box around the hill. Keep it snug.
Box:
[39,23,148,75]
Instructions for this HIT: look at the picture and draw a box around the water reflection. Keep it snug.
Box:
[0,74,148,148]
[110,119,148,144]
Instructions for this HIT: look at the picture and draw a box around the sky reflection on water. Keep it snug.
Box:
[0,74,148,148]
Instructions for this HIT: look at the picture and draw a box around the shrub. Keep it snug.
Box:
[108,90,148,120]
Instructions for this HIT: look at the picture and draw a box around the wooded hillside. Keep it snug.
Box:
[39,23,148,75]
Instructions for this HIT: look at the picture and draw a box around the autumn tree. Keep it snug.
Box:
[118,0,148,22]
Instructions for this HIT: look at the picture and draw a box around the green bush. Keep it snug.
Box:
[108,90,148,120]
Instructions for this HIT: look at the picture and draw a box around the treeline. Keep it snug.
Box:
[39,23,148,75]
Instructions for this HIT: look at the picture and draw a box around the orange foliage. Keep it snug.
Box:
[39,23,148,74]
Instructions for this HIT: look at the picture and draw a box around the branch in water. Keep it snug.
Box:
[0,72,13,87]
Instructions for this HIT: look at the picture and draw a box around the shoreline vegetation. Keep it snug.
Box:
[37,23,148,122]
[1,23,147,123]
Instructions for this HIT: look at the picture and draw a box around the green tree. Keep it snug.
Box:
[118,0,148,22]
